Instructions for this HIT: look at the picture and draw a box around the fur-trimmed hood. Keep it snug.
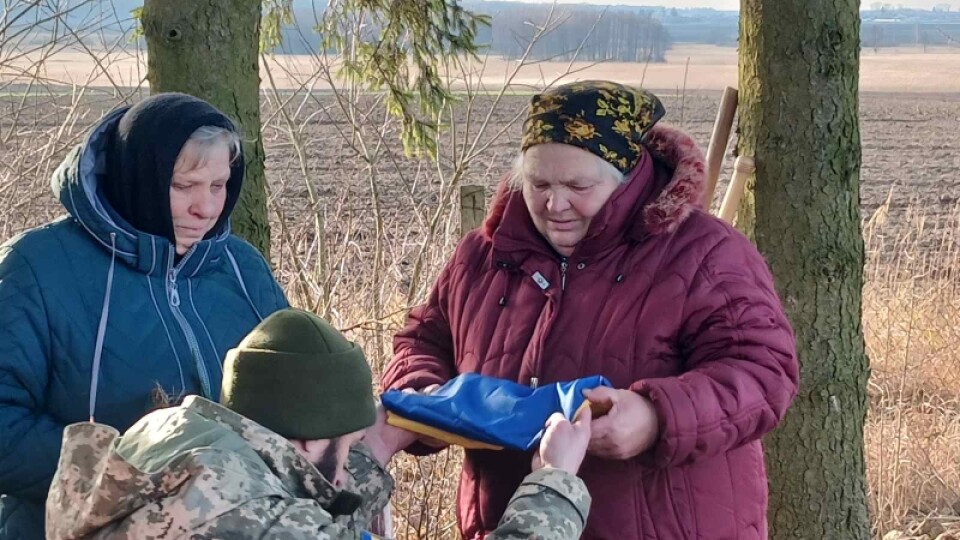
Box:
[483,123,706,242]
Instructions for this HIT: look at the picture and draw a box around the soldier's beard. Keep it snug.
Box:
[313,443,341,483]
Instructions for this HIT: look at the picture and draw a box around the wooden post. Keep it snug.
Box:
[460,185,486,237]
[718,156,755,224]
[702,86,739,211]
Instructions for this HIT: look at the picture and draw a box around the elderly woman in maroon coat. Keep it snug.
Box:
[381,80,799,540]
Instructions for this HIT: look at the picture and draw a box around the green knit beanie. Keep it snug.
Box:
[221,308,376,440]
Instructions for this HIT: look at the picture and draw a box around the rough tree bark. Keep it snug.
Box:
[737,1,871,539]
[737,1,871,538]
[142,0,271,257]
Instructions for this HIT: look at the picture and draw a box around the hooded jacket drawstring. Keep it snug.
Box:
[89,240,265,423]
[226,247,264,322]
[89,233,117,423]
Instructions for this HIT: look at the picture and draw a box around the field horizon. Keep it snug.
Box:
[6,44,960,94]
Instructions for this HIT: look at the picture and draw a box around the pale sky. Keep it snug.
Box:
[539,0,953,9]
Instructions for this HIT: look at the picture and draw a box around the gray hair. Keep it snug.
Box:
[175,125,242,171]
[506,149,625,191]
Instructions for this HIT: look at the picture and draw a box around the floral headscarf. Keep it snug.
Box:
[521,80,666,173]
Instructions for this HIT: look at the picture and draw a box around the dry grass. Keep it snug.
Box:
[864,202,960,540]
[2,5,960,538]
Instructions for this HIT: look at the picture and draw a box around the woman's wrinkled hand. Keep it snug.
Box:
[582,387,659,460]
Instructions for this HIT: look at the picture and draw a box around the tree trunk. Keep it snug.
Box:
[142,0,271,258]
[737,1,871,538]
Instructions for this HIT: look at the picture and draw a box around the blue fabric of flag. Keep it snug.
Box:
[381,373,611,451]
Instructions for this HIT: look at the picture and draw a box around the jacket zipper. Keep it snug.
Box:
[166,246,212,399]
[560,257,568,290]
[530,256,568,388]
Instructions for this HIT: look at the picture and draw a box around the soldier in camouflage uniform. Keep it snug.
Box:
[46,309,593,539]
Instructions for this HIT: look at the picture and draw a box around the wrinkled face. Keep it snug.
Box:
[521,143,621,257]
[290,430,365,488]
[169,140,231,255]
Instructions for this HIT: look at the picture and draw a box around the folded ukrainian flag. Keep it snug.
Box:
[381,373,611,451]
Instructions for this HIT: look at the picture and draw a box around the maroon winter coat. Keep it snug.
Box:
[381,124,799,540]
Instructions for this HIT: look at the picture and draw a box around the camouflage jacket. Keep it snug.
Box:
[46,396,591,539]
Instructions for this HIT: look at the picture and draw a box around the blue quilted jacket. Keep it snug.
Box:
[0,109,288,539]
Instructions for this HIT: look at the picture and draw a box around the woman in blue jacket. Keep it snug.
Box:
[0,93,288,538]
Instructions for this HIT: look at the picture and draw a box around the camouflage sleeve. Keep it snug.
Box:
[487,468,591,540]
[335,443,395,530]
[190,497,384,539]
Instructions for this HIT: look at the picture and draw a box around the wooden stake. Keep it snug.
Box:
[718,156,756,225]
[460,185,486,237]
[702,86,739,211]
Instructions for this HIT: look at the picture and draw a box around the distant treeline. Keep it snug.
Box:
[16,1,960,58]
[270,3,671,62]
[470,4,671,62]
